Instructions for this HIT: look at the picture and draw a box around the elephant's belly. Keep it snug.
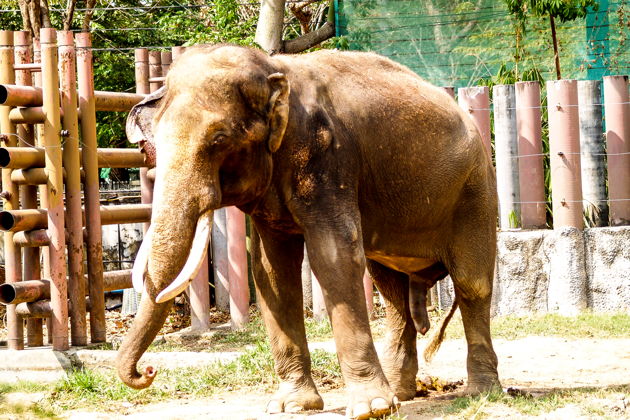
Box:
[365,251,437,274]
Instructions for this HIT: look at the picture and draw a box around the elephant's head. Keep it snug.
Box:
[117,45,290,389]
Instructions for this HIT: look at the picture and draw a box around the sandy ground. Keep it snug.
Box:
[56,336,630,419]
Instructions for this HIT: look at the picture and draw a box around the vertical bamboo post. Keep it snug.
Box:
[33,37,53,345]
[172,46,185,61]
[362,270,374,319]
[14,30,44,347]
[603,75,630,226]
[458,86,492,159]
[515,81,547,229]
[59,31,87,346]
[76,32,106,343]
[578,80,608,226]
[160,51,172,77]
[212,208,230,311]
[0,30,24,350]
[226,206,249,329]
[494,84,521,229]
[441,86,455,99]
[547,79,583,229]
[148,50,162,91]
[41,28,69,351]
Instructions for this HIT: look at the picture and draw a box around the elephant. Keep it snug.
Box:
[119,44,500,419]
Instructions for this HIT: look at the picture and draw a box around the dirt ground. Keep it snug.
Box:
[56,336,630,420]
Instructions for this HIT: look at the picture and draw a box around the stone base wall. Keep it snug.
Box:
[438,226,630,315]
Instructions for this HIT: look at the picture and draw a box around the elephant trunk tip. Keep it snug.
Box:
[118,365,158,390]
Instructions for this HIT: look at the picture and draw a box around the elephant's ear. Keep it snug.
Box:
[125,87,166,145]
[266,73,290,153]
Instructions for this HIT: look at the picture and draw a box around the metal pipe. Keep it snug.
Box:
[603,75,630,226]
[14,229,50,247]
[189,254,210,332]
[9,106,45,124]
[458,86,492,160]
[59,30,87,346]
[77,32,106,343]
[149,50,163,92]
[16,298,92,319]
[15,29,43,346]
[493,84,521,229]
[0,84,42,107]
[0,146,146,169]
[515,81,547,229]
[171,46,186,61]
[100,204,152,225]
[103,269,132,291]
[578,80,608,227]
[161,51,172,76]
[0,208,47,232]
[136,48,153,234]
[0,30,24,350]
[547,79,583,229]
[212,208,229,311]
[0,280,50,305]
[12,168,49,185]
[94,90,145,112]
[41,28,69,351]
[97,148,145,168]
[14,63,41,71]
[0,146,44,168]
[226,206,249,329]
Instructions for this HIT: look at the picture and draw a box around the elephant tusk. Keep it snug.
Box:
[132,224,153,293]
[155,210,213,304]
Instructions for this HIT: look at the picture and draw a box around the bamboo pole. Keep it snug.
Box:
[547,80,583,229]
[76,32,106,343]
[458,86,492,159]
[0,30,24,350]
[226,206,249,329]
[59,31,87,346]
[578,80,608,227]
[14,30,43,347]
[603,75,630,226]
[515,81,547,229]
[493,84,521,229]
[149,50,163,92]
[41,28,69,351]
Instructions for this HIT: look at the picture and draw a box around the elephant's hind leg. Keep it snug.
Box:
[250,222,323,413]
[367,260,418,401]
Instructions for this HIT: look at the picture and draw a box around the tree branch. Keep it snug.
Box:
[283,21,335,54]
[18,0,33,35]
[63,0,77,31]
[82,0,96,31]
[39,0,52,28]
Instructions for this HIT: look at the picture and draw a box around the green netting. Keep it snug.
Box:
[335,0,629,87]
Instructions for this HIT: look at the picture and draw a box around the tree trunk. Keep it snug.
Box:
[63,0,77,31]
[255,0,285,54]
[550,14,561,80]
[82,0,97,31]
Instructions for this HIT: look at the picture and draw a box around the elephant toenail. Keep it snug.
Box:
[266,400,282,414]
[371,397,389,411]
[350,402,371,419]
[284,401,302,413]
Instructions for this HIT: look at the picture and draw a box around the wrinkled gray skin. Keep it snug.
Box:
[119,45,500,419]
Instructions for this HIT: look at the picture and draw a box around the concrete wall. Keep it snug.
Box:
[438,226,630,314]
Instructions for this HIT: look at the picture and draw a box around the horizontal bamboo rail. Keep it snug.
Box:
[15,298,93,318]
[0,146,147,169]
[14,63,41,71]
[0,270,132,305]
[0,204,152,232]
[0,83,145,110]
[13,229,50,247]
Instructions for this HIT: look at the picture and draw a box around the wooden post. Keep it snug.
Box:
[0,30,24,350]
[148,50,162,91]
[226,206,249,329]
[547,79,583,229]
[603,75,630,226]
[59,31,87,346]
[41,28,69,351]
[212,208,230,312]
[578,80,608,226]
[493,84,521,229]
[14,30,44,347]
[515,81,547,229]
[76,32,106,343]
[160,51,172,77]
[458,86,492,159]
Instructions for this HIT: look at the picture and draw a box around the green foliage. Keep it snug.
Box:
[504,0,599,23]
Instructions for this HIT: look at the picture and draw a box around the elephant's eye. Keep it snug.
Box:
[211,133,227,145]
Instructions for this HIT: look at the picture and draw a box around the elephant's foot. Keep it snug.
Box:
[464,377,502,396]
[345,380,400,419]
[266,380,324,414]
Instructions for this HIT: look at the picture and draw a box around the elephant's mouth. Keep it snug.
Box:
[132,209,213,303]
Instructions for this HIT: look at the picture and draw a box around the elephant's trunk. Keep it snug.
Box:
[116,292,173,389]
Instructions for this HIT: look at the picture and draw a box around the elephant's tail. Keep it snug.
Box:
[423,298,458,363]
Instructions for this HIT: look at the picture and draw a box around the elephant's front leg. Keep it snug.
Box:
[250,222,323,413]
[304,216,397,419]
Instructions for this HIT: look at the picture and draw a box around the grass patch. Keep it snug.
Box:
[0,381,58,419]
[443,384,630,418]
[440,312,630,341]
